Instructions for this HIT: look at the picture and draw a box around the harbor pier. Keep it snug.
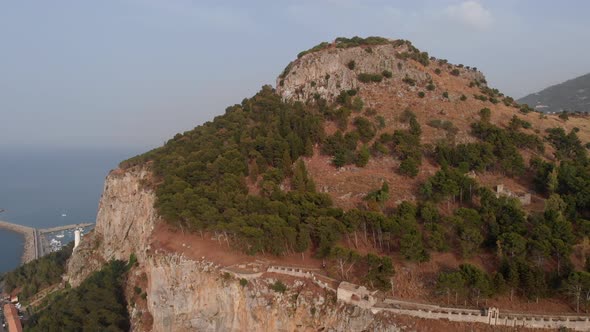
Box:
[0,220,93,264]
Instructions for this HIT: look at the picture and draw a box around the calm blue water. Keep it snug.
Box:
[0,147,142,274]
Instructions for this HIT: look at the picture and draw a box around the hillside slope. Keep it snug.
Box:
[519,72,590,113]
[18,36,590,331]
[277,38,590,208]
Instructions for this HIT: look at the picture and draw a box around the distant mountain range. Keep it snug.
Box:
[519,73,590,113]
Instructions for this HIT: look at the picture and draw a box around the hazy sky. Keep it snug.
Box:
[1,1,589,149]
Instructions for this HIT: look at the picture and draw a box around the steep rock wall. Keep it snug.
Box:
[145,253,398,332]
[67,166,157,286]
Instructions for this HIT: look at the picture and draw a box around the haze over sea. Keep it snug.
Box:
[0,147,140,274]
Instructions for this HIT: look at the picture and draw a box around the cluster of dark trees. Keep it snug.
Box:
[532,127,590,220]
[370,110,423,177]
[432,111,542,177]
[322,116,374,168]
[1,243,73,302]
[431,124,590,309]
[27,260,130,331]
[328,245,394,291]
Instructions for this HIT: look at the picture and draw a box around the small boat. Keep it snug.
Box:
[61,213,67,217]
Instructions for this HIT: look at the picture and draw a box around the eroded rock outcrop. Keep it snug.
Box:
[66,167,157,287]
[276,42,485,102]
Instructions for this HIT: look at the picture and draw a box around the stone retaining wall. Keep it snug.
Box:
[259,265,590,330]
[267,265,336,292]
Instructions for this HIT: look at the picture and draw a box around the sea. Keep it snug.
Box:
[0,147,142,274]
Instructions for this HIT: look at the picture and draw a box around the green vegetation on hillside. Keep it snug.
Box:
[27,260,130,332]
[297,36,390,59]
[357,73,384,83]
[121,62,590,305]
[1,243,73,302]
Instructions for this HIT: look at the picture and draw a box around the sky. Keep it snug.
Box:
[1,1,589,150]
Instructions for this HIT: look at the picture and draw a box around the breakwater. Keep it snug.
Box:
[0,220,36,263]
[0,220,94,265]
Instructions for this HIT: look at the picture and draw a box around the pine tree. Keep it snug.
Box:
[355,145,370,167]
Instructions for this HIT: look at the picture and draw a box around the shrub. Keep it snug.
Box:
[402,76,416,86]
[442,92,449,99]
[336,90,351,105]
[270,280,287,293]
[418,91,425,98]
[382,70,393,78]
[358,73,383,83]
[502,96,515,107]
[352,97,364,112]
[426,83,435,91]
[297,41,330,58]
[399,158,420,177]
[509,116,532,130]
[519,105,533,114]
[460,94,467,101]
[427,119,455,131]
[450,69,460,76]
[434,68,442,75]
[355,145,370,167]
[376,115,386,129]
[335,36,389,48]
[354,116,377,142]
[347,60,356,70]
[364,108,377,116]
[559,111,569,121]
[240,278,248,287]
[479,108,491,122]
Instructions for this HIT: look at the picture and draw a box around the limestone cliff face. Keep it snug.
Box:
[145,254,398,332]
[276,42,485,102]
[67,167,157,287]
[67,167,399,331]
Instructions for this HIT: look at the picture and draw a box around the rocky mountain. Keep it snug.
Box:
[14,37,590,331]
[518,73,590,113]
